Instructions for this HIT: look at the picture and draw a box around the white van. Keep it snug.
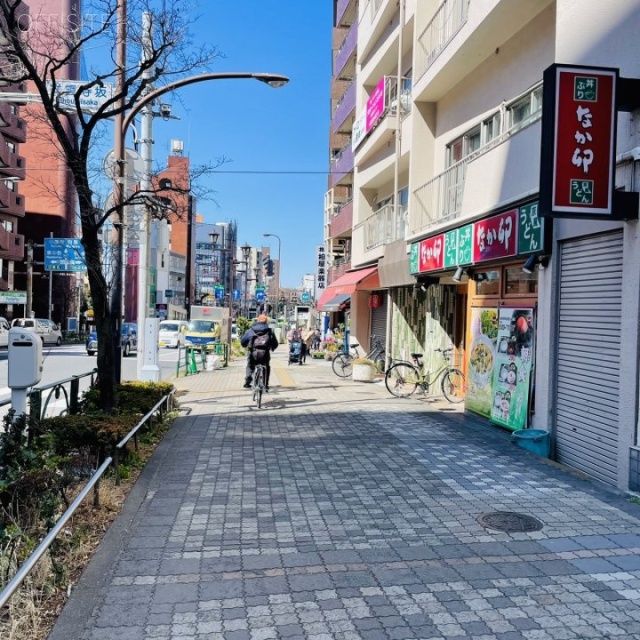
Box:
[11,318,63,346]
[158,320,188,348]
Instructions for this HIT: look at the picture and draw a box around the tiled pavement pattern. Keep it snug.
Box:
[48,350,640,640]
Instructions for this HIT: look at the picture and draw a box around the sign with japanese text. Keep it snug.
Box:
[444,224,473,269]
[366,76,386,133]
[472,209,517,263]
[418,234,444,272]
[351,112,367,150]
[540,64,617,217]
[47,80,114,113]
[316,245,326,295]
[44,238,86,272]
[409,242,419,274]
[0,291,26,305]
[518,203,544,254]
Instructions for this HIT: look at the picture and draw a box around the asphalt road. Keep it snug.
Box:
[0,342,181,410]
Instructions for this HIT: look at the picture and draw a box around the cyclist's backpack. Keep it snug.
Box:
[251,331,271,363]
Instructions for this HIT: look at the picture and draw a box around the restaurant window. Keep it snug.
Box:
[504,266,538,296]
[474,269,500,296]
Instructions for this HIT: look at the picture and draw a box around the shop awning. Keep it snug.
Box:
[317,266,379,310]
[378,240,414,288]
[321,293,350,312]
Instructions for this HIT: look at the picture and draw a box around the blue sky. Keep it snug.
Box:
[150,1,333,288]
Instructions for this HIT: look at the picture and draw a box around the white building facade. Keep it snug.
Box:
[324,0,640,492]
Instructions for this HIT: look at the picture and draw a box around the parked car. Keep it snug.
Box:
[158,320,188,348]
[86,322,138,357]
[0,317,10,348]
[11,318,63,346]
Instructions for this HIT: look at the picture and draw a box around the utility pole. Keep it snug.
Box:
[26,240,33,318]
[137,11,161,382]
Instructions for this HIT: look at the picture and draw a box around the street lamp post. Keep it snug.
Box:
[240,243,252,318]
[263,233,281,319]
[112,70,289,382]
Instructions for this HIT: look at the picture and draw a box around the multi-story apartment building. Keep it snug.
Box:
[323,0,640,493]
[16,0,79,323]
[0,88,27,300]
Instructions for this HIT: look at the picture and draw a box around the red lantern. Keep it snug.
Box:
[369,293,382,309]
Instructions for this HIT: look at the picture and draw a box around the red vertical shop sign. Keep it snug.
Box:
[551,66,617,215]
[472,209,517,263]
[418,234,444,273]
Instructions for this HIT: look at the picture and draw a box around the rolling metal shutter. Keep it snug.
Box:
[555,231,622,486]
[370,293,387,349]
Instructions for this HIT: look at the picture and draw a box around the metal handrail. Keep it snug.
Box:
[0,390,175,608]
[0,456,113,608]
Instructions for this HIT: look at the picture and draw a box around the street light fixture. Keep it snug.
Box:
[110,63,289,382]
[263,233,281,319]
[240,243,252,317]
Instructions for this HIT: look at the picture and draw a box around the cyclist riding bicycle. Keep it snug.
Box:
[240,314,279,391]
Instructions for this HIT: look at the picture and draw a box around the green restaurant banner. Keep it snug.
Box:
[489,308,535,431]
[411,201,544,274]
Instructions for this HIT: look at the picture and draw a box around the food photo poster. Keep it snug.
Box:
[466,307,535,430]
[466,308,498,417]
[490,308,535,431]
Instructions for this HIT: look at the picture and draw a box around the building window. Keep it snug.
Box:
[506,85,543,130]
[504,265,538,296]
[475,270,501,296]
[483,112,501,144]
[447,127,481,167]
[1,219,14,232]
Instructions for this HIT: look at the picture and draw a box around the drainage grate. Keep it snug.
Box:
[476,511,543,533]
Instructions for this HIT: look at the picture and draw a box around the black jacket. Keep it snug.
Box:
[240,322,279,351]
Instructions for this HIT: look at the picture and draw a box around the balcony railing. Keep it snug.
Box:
[332,80,356,133]
[416,0,469,81]
[360,203,408,251]
[330,143,354,186]
[334,21,357,78]
[411,108,543,235]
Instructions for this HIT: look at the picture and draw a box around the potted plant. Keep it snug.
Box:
[352,357,376,382]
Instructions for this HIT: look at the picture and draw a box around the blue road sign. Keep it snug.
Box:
[44,238,86,272]
[255,290,265,302]
[232,289,241,301]
[301,291,311,303]
[215,286,225,300]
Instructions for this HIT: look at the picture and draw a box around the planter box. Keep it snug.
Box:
[353,363,375,382]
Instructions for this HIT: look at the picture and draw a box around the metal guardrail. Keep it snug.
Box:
[0,390,175,609]
[0,369,98,422]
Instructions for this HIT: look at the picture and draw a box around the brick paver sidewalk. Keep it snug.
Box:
[49,349,640,639]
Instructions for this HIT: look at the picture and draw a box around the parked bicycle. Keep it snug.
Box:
[252,363,267,408]
[384,347,465,403]
[332,335,386,378]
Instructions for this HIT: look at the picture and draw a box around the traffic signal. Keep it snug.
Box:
[266,258,274,277]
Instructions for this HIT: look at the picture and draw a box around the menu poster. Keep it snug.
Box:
[465,307,498,417]
[490,308,535,431]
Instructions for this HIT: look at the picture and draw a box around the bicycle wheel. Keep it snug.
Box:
[332,352,353,377]
[442,368,465,403]
[385,362,420,397]
[254,368,264,408]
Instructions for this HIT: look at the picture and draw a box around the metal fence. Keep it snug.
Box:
[0,390,175,608]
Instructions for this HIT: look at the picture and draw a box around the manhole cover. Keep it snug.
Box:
[477,511,543,533]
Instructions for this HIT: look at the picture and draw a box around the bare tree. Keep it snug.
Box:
[0,0,221,411]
